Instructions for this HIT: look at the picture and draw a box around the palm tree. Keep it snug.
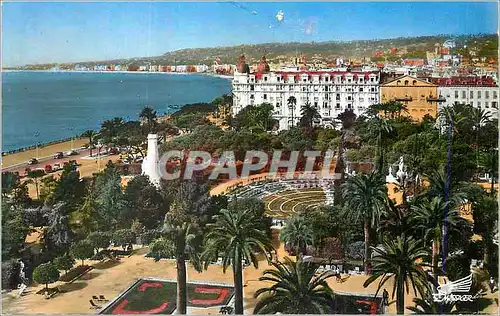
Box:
[423,165,466,208]
[411,196,467,276]
[287,96,297,127]
[27,169,46,199]
[299,102,321,129]
[139,106,158,133]
[478,149,498,195]
[342,172,388,274]
[147,221,202,314]
[279,215,314,257]
[407,295,455,314]
[81,130,98,157]
[369,116,394,173]
[471,107,492,168]
[363,235,430,314]
[202,208,274,314]
[254,256,335,314]
[472,195,498,266]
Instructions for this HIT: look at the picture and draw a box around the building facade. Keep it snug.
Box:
[380,75,442,120]
[232,68,381,130]
[427,76,499,118]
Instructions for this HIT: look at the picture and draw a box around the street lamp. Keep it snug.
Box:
[34,131,40,158]
[68,127,74,150]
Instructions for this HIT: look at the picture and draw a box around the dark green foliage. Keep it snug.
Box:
[231,103,277,132]
[112,229,136,251]
[70,241,95,266]
[53,253,76,274]
[33,262,60,290]
[86,231,111,252]
[254,257,335,314]
[1,260,20,290]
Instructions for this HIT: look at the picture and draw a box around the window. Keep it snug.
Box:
[264,76,268,82]
[478,101,481,107]
[325,86,329,92]
[250,94,254,99]
[485,91,490,99]
[371,87,376,92]
[303,78,307,82]
[478,91,482,99]
[470,101,474,107]
[413,80,417,85]
[347,104,352,109]
[455,91,459,98]
[485,101,489,108]
[325,77,329,82]
[289,86,293,91]
[314,102,318,107]
[347,78,352,83]
[404,80,409,86]
[370,77,375,82]
[336,94,341,101]
[494,91,498,99]
[359,87,364,92]
[263,94,267,100]
[397,80,401,86]
[276,103,281,107]
[462,91,466,99]
[250,85,254,91]
[470,91,474,98]
[347,96,352,101]
[277,77,281,82]
[336,103,341,109]
[493,101,498,108]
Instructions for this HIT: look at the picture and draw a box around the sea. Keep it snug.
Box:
[2,71,232,152]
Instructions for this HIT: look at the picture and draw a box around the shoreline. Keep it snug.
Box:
[2,69,233,79]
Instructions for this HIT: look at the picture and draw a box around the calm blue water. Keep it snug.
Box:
[2,71,231,152]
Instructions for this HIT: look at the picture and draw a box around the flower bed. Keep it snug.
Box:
[100,279,234,314]
[59,265,93,283]
[332,293,383,314]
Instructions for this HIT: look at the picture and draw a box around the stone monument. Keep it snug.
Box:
[141,134,162,187]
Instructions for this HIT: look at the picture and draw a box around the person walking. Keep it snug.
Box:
[382,289,389,306]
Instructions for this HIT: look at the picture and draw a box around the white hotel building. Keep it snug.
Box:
[232,68,381,130]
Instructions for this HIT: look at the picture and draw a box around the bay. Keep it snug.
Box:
[2,71,231,152]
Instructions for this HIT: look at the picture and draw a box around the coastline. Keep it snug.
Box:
[2,69,233,80]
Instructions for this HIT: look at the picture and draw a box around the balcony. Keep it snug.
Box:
[427,95,447,103]
[394,96,413,102]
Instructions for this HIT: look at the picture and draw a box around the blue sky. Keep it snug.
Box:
[2,2,498,67]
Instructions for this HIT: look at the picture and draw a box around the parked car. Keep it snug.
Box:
[53,152,64,159]
[109,148,119,155]
[52,163,63,171]
[27,158,38,165]
[44,165,53,173]
[66,150,78,156]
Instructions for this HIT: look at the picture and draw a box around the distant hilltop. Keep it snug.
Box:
[6,33,497,70]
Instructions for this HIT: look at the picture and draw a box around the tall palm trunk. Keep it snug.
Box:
[34,179,39,199]
[89,136,93,157]
[364,218,371,275]
[396,276,405,314]
[490,175,495,196]
[431,239,439,275]
[176,256,187,314]
[233,251,244,314]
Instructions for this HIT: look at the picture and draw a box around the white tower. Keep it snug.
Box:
[141,134,162,187]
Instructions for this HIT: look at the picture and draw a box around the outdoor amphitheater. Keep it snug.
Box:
[225,176,336,219]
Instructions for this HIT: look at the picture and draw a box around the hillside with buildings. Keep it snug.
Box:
[11,33,497,71]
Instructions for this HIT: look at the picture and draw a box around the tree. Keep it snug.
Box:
[41,202,73,257]
[254,257,335,314]
[112,229,136,251]
[279,215,314,257]
[2,172,20,197]
[411,196,467,275]
[81,130,98,157]
[231,103,277,132]
[407,295,455,314]
[53,164,85,207]
[96,171,125,230]
[299,102,321,129]
[363,236,430,314]
[478,149,498,195]
[368,116,394,173]
[139,106,158,133]
[27,169,45,199]
[148,180,213,314]
[86,231,111,253]
[122,175,165,229]
[40,176,58,204]
[71,240,94,266]
[33,262,60,290]
[53,253,76,275]
[202,208,274,314]
[341,172,388,273]
[147,223,202,314]
[472,194,498,270]
[287,96,297,127]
